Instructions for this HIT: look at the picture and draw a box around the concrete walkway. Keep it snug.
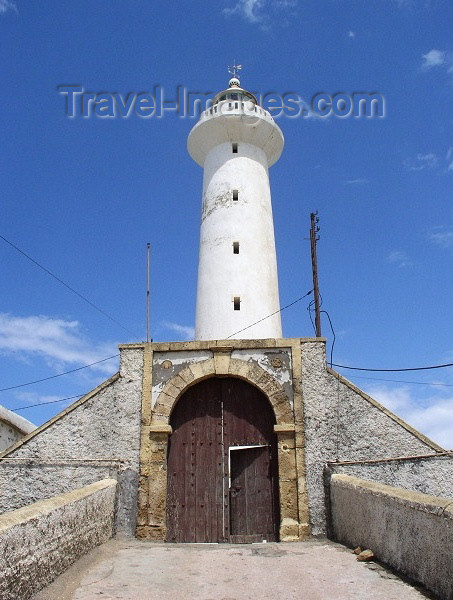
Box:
[34,538,433,600]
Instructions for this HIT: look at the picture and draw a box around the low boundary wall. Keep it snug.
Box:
[326,453,453,500]
[0,459,136,536]
[0,478,117,600]
[329,474,453,600]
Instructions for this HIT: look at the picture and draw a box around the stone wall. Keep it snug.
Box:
[0,347,143,536]
[0,479,117,600]
[329,474,453,600]
[300,340,443,535]
[326,453,453,500]
[0,460,137,533]
[0,339,445,542]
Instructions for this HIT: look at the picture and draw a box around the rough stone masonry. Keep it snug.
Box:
[1,337,449,541]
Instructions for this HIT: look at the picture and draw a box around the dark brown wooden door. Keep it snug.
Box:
[166,377,279,543]
[229,446,276,543]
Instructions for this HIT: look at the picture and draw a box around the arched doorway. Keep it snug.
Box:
[167,377,280,543]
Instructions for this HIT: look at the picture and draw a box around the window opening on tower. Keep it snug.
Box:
[233,297,241,310]
[232,189,238,201]
[233,241,239,254]
[232,143,238,153]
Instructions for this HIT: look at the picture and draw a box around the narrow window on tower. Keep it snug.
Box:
[233,296,241,310]
[233,241,239,254]
[232,143,238,153]
[232,189,238,201]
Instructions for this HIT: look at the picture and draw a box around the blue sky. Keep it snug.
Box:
[1,0,452,448]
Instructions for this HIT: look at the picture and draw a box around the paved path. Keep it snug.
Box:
[34,538,433,600]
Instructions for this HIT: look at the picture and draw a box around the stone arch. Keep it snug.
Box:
[140,352,307,543]
[166,377,280,542]
[153,356,293,426]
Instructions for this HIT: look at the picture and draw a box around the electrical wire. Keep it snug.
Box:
[307,293,324,336]
[0,234,140,339]
[13,394,82,411]
[307,298,315,333]
[11,368,453,414]
[224,289,453,375]
[332,362,453,372]
[2,290,313,395]
[339,374,453,387]
[226,290,313,339]
[320,309,335,367]
[0,354,119,392]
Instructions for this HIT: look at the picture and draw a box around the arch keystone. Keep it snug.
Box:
[214,351,231,375]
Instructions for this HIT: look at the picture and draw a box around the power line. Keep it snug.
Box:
[341,374,453,387]
[226,290,313,339]
[0,354,119,392]
[13,394,82,411]
[332,362,453,372]
[0,234,140,339]
[321,309,335,368]
[12,370,453,413]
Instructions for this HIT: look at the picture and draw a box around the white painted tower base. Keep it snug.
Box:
[188,78,284,340]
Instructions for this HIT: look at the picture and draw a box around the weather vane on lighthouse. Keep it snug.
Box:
[228,61,242,85]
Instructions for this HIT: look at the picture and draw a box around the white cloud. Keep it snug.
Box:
[387,250,413,268]
[421,49,453,74]
[365,384,453,449]
[405,149,453,173]
[0,313,117,374]
[161,321,195,340]
[403,152,438,171]
[224,0,263,23]
[345,178,369,185]
[416,152,438,167]
[446,147,453,171]
[347,30,356,39]
[422,49,446,69]
[223,0,296,27]
[392,0,435,9]
[0,0,17,14]
[428,226,453,248]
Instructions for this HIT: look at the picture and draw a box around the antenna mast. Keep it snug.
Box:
[146,243,151,343]
[310,212,322,337]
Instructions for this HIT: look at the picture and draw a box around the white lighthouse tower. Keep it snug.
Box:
[188,72,284,340]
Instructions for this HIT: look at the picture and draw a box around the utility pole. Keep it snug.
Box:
[146,243,151,343]
[310,212,322,337]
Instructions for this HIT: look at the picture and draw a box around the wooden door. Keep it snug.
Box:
[229,446,276,543]
[166,379,224,543]
[166,377,279,543]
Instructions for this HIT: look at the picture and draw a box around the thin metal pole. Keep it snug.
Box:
[310,212,322,337]
[146,243,150,343]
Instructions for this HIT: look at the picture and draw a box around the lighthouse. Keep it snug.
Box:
[188,72,284,340]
